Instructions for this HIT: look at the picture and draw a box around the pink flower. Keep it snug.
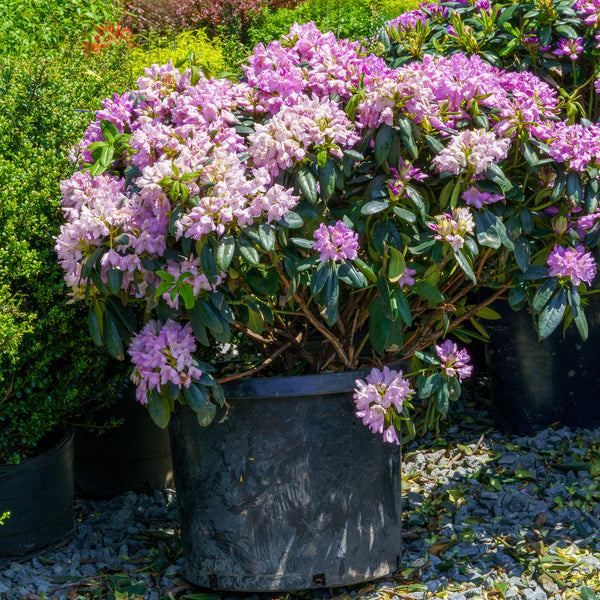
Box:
[428,208,475,251]
[461,187,504,209]
[312,221,359,262]
[553,38,585,60]
[432,129,511,175]
[128,319,202,405]
[435,339,473,382]
[353,366,413,444]
[547,245,597,286]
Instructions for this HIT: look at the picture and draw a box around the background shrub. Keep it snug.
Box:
[0,0,123,56]
[247,0,381,47]
[0,48,134,463]
[128,28,226,78]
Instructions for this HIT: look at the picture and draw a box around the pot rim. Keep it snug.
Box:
[221,361,409,400]
[0,431,73,470]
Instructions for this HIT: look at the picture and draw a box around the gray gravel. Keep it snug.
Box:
[2,404,600,599]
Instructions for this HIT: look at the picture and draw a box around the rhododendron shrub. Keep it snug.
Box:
[57,20,600,441]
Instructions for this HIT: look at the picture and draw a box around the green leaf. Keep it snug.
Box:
[179,284,195,310]
[585,178,599,214]
[319,159,336,200]
[188,308,209,346]
[513,236,531,273]
[397,116,419,159]
[246,306,264,334]
[473,211,501,249]
[88,304,103,346]
[376,275,393,319]
[310,261,329,296]
[392,206,416,223]
[169,204,184,236]
[81,245,106,279]
[354,257,377,283]
[388,247,406,283]
[454,250,476,284]
[102,310,124,360]
[476,307,502,320]
[514,468,536,480]
[531,277,558,313]
[566,171,582,204]
[215,234,235,270]
[182,384,216,426]
[257,222,276,251]
[391,287,412,326]
[374,123,393,165]
[581,587,598,600]
[189,299,223,336]
[413,281,444,305]
[419,373,443,399]
[298,167,317,203]
[434,382,450,414]
[338,261,367,287]
[361,199,390,215]
[100,118,119,142]
[238,239,260,265]
[106,267,123,295]
[555,23,578,38]
[485,163,513,192]
[568,286,588,341]
[148,390,170,429]
[279,211,304,229]
[538,288,567,339]
[200,243,218,284]
[447,377,461,401]
[322,266,339,310]
[368,298,390,354]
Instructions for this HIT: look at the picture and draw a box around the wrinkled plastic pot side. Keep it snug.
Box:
[0,433,75,559]
[485,300,600,434]
[74,396,173,498]
[169,370,402,592]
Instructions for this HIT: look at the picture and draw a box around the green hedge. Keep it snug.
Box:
[0,48,134,463]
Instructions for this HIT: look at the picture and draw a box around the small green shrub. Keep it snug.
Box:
[128,28,226,78]
[0,47,135,464]
[0,0,123,56]
[247,0,381,48]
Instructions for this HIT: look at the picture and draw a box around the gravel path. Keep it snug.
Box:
[2,398,600,600]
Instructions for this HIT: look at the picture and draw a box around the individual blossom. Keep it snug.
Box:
[312,221,359,262]
[397,265,417,288]
[547,245,597,286]
[128,319,202,405]
[388,159,427,200]
[553,38,585,60]
[428,207,475,251]
[353,366,413,444]
[431,129,511,175]
[435,339,473,382]
[461,186,503,209]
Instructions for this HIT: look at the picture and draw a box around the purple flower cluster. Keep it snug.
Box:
[128,319,202,405]
[547,245,597,287]
[461,187,504,209]
[553,37,585,60]
[435,340,473,382]
[312,221,359,262]
[353,366,413,445]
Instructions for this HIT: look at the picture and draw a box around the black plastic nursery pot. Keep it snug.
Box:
[74,396,173,498]
[0,432,75,559]
[485,299,600,434]
[169,370,403,592]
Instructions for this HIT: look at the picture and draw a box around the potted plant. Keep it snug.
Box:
[379,0,600,433]
[57,13,600,588]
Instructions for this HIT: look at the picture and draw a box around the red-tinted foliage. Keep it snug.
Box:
[82,21,135,53]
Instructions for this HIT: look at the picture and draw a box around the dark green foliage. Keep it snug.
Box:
[0,48,135,463]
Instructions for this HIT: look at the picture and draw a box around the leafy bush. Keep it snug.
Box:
[0,48,135,464]
[128,29,226,78]
[0,0,123,56]
[375,0,422,20]
[247,0,381,47]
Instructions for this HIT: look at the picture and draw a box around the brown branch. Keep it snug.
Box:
[217,340,294,384]
[293,291,351,367]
